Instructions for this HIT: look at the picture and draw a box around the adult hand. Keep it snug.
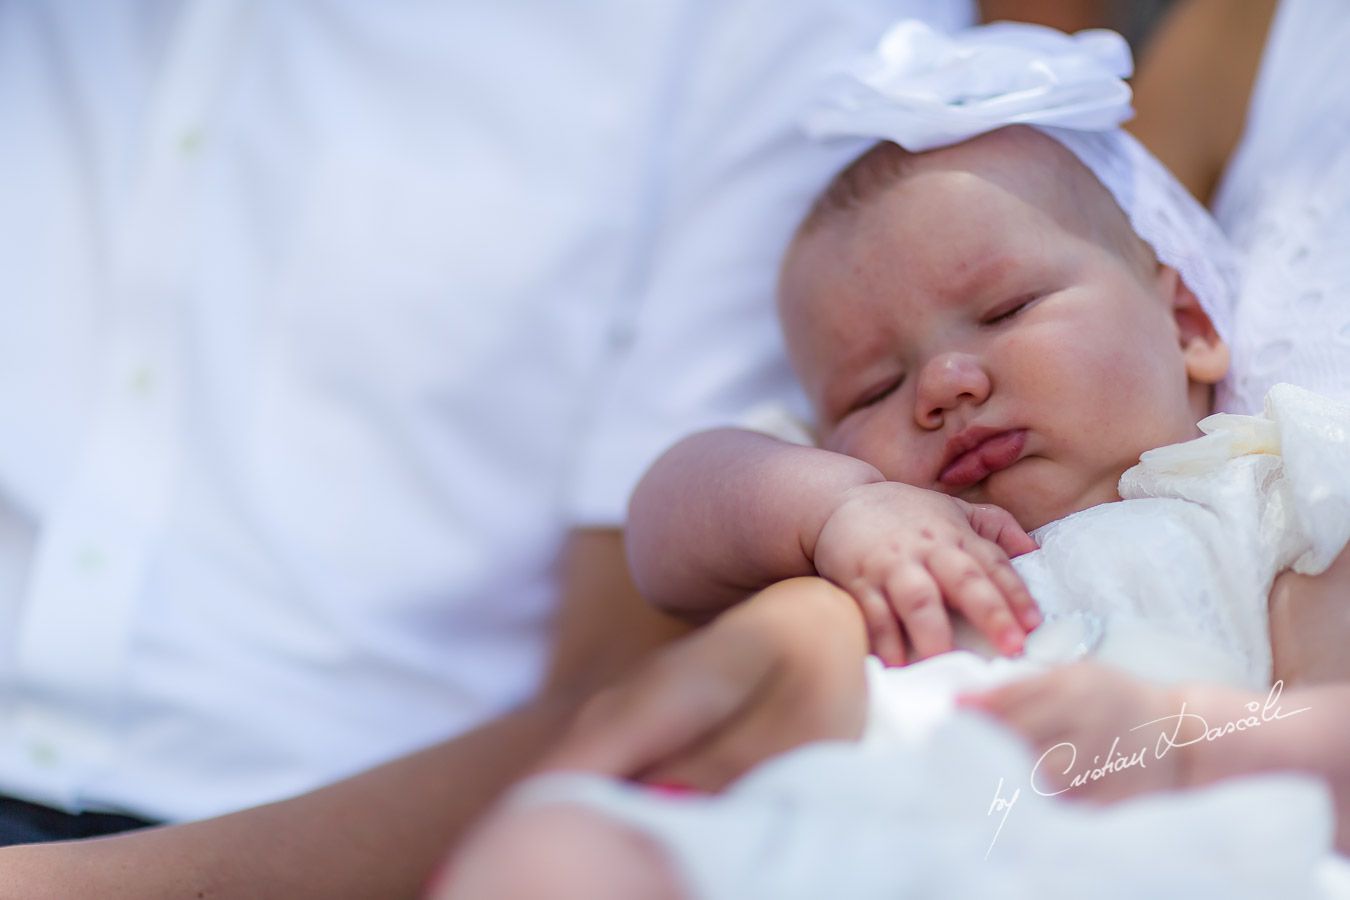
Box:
[539,577,870,792]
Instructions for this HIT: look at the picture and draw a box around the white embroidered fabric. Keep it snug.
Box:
[802,20,1134,152]
[1045,128,1238,351]
[508,385,1350,898]
[1012,383,1350,691]
[1209,0,1350,415]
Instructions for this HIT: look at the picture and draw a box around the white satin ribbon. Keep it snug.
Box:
[805,19,1133,151]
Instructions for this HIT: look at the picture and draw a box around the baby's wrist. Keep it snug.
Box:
[1159,686,1207,791]
[798,460,886,561]
[1167,683,1294,790]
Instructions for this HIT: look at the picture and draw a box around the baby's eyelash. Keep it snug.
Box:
[983,295,1037,325]
[851,375,904,413]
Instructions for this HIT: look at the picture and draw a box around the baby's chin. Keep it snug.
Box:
[979,470,1123,535]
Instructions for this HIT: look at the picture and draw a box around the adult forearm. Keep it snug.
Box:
[0,694,582,900]
[0,530,673,899]
[627,428,882,618]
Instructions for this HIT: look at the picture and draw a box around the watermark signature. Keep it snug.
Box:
[984,680,1310,858]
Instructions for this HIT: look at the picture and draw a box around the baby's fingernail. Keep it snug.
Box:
[646,781,701,797]
[998,629,1024,655]
[1021,608,1043,630]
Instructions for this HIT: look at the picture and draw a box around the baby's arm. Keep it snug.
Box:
[627,428,883,619]
[1269,543,1350,686]
[628,428,1040,663]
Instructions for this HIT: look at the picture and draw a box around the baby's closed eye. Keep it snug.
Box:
[849,374,906,414]
[980,294,1039,326]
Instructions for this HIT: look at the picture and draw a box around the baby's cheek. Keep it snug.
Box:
[1049,327,1158,419]
[828,421,924,487]
[1015,333,1117,429]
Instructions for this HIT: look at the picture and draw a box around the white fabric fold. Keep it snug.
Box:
[1131,383,1350,576]
[805,20,1132,151]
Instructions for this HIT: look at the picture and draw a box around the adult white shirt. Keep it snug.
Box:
[0,0,973,822]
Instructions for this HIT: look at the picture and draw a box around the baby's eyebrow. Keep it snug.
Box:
[941,253,1019,302]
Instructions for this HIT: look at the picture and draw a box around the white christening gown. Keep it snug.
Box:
[511,384,1350,899]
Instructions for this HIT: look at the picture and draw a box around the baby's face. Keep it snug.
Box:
[780,131,1223,531]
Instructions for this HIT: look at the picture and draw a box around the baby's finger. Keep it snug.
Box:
[964,503,1038,558]
[961,679,1068,743]
[959,676,1039,713]
[969,540,1042,632]
[927,546,1023,656]
[882,568,951,660]
[851,583,906,667]
[957,676,1027,718]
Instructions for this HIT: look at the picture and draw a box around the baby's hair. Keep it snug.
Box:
[796,132,1156,280]
[798,142,916,238]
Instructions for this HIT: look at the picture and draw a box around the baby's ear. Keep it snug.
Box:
[1157,265,1229,385]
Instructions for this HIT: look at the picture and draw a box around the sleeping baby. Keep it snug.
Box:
[436,21,1350,900]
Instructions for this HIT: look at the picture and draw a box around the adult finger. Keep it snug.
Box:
[644,628,870,791]
[540,630,774,779]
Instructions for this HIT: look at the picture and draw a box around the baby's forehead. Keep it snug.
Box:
[805,127,1099,235]
[901,130,1099,227]
[923,125,1082,174]
[787,127,1143,299]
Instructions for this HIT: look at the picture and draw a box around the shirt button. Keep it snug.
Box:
[607,324,636,351]
[75,545,107,575]
[28,741,60,768]
[128,365,157,396]
[178,128,206,157]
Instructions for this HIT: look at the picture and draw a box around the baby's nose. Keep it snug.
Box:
[914,352,991,429]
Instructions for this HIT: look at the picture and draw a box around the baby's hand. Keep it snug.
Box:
[812,482,1039,666]
[959,662,1190,803]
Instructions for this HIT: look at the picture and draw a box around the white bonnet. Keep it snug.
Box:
[803,19,1238,349]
